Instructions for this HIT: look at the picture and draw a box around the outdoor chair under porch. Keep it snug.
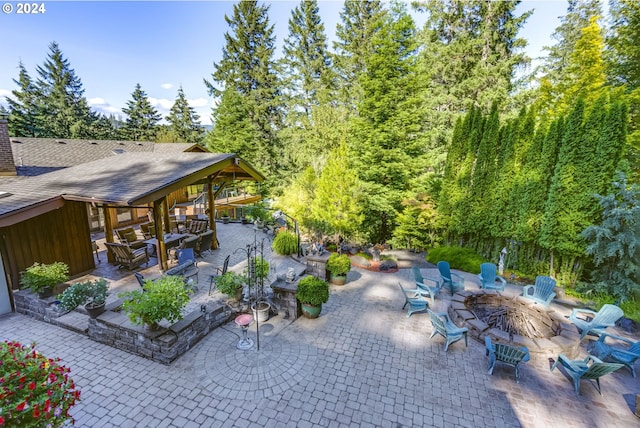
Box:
[105,242,150,270]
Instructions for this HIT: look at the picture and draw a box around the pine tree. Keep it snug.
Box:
[606,1,640,90]
[6,62,41,137]
[121,83,161,141]
[166,86,204,144]
[34,42,95,138]
[205,0,281,178]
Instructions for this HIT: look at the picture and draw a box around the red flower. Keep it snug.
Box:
[33,405,41,418]
[16,401,27,411]
[0,416,5,424]
[28,381,36,390]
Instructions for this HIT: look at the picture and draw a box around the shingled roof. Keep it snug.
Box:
[0,152,265,227]
[9,137,204,176]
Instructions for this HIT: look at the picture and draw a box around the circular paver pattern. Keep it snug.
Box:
[194,323,317,400]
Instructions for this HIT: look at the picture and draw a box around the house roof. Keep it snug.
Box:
[9,137,204,176]
[0,152,265,227]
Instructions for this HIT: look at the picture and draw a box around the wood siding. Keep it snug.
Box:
[1,200,94,290]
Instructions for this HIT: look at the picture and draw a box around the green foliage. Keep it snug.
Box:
[165,86,204,144]
[607,0,640,90]
[216,272,245,297]
[326,253,351,276]
[252,256,269,280]
[272,231,298,256]
[0,340,80,427]
[296,275,329,305]
[581,173,640,301]
[58,278,109,312]
[121,83,161,141]
[246,202,270,222]
[426,246,486,274]
[120,276,189,326]
[19,262,69,293]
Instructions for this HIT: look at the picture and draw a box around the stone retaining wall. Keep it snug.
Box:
[14,289,234,365]
[448,290,581,357]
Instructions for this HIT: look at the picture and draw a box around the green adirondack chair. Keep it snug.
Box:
[412,266,440,305]
[485,337,530,383]
[478,263,506,291]
[551,354,623,396]
[522,275,556,307]
[428,309,468,352]
[592,332,640,378]
[568,304,624,340]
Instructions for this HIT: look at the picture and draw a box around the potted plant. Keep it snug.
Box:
[326,253,351,285]
[296,275,329,319]
[120,275,189,330]
[221,210,230,224]
[216,272,246,301]
[20,261,69,298]
[58,278,109,318]
[250,256,271,322]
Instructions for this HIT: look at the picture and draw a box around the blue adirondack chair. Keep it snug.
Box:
[412,266,440,305]
[477,263,506,291]
[437,261,465,294]
[522,275,556,307]
[485,337,530,383]
[568,304,624,341]
[398,282,428,318]
[592,332,640,378]
[551,354,623,396]
[427,309,468,351]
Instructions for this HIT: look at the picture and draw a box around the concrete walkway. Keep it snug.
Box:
[2,232,639,427]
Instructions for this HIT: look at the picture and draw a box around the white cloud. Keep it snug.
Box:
[188,97,208,108]
[88,97,106,106]
[0,88,11,98]
[87,97,122,116]
[148,97,173,110]
[161,83,173,90]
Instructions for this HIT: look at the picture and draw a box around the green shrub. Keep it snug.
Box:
[327,253,351,276]
[296,276,329,305]
[426,246,486,274]
[20,262,69,293]
[58,278,109,312]
[120,275,189,326]
[272,231,298,255]
[216,272,246,297]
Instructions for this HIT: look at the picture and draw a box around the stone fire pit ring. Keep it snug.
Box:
[447,289,582,357]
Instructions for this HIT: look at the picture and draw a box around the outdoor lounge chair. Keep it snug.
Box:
[140,222,156,240]
[568,304,624,341]
[478,262,506,291]
[398,282,428,318]
[196,230,214,257]
[115,227,147,250]
[428,309,468,352]
[105,242,149,270]
[187,219,209,235]
[209,254,230,295]
[550,354,623,396]
[437,261,465,294]
[412,266,440,305]
[591,332,640,378]
[522,275,556,307]
[485,337,530,383]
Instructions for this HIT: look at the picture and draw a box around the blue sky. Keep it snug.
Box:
[0,1,571,126]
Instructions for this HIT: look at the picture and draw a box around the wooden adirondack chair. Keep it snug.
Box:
[398,282,428,318]
[592,332,640,378]
[485,337,530,383]
[437,261,465,295]
[412,267,440,305]
[522,275,556,307]
[568,304,624,340]
[428,309,468,351]
[551,354,623,396]
[105,242,149,270]
[478,263,506,291]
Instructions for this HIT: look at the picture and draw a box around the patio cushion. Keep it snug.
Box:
[124,231,138,242]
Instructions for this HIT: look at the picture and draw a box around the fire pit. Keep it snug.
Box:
[447,290,581,356]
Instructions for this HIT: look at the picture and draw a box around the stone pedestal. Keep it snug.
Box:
[272,280,302,320]
[306,253,330,280]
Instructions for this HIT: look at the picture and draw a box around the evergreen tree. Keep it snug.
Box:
[333,0,385,111]
[166,86,204,144]
[606,0,640,90]
[91,113,119,140]
[121,83,161,141]
[205,0,281,178]
[6,62,41,137]
[34,42,95,138]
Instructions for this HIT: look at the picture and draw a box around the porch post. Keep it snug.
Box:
[153,199,168,271]
[208,176,218,249]
[103,204,114,263]
[162,196,171,234]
